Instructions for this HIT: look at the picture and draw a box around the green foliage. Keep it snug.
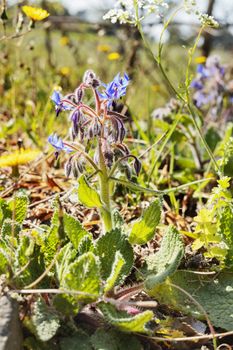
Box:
[98,302,154,334]
[96,228,134,285]
[62,252,101,301]
[91,328,142,350]
[31,298,60,342]
[41,224,60,266]
[78,175,102,208]
[52,293,79,316]
[215,123,233,176]
[1,218,21,237]
[205,127,221,152]
[129,199,162,245]
[55,242,77,284]
[78,234,94,254]
[63,213,89,249]
[8,190,28,224]
[0,190,28,226]
[192,176,233,266]
[145,226,184,291]
[104,251,125,293]
[60,330,92,350]
[151,271,233,331]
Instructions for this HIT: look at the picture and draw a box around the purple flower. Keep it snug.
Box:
[51,90,73,116]
[197,64,211,78]
[190,80,203,90]
[48,134,72,154]
[98,73,130,103]
[193,91,215,108]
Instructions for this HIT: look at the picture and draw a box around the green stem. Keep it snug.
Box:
[134,4,221,176]
[98,141,112,233]
[187,104,221,175]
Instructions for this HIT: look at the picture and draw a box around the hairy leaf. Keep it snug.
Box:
[104,251,125,293]
[98,302,153,334]
[63,252,100,301]
[63,213,89,249]
[96,228,134,285]
[151,271,233,331]
[8,190,28,224]
[60,330,92,350]
[53,293,79,316]
[145,226,184,291]
[41,225,60,266]
[129,199,161,245]
[78,234,94,254]
[31,298,60,342]
[55,242,77,284]
[91,328,142,350]
[78,175,102,208]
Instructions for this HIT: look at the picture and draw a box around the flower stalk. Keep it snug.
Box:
[48,70,140,233]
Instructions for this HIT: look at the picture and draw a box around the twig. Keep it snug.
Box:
[139,330,233,343]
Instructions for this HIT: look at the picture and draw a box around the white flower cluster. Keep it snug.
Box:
[184,0,219,28]
[198,13,219,28]
[103,0,169,25]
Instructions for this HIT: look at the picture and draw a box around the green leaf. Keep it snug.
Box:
[205,127,221,152]
[63,213,89,249]
[0,198,11,225]
[53,293,79,316]
[55,242,77,284]
[78,175,102,208]
[129,199,161,245]
[1,218,21,237]
[8,190,28,224]
[15,235,46,287]
[91,328,142,350]
[96,228,134,285]
[63,252,100,301]
[60,330,92,350]
[0,247,10,274]
[151,271,233,331]
[31,298,60,342]
[145,226,184,291]
[41,225,59,266]
[112,209,124,229]
[98,302,153,334]
[104,251,125,293]
[78,234,94,254]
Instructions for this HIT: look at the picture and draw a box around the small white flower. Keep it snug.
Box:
[198,13,219,28]
[103,0,169,25]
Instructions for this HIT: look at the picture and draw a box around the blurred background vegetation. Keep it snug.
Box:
[0,0,232,149]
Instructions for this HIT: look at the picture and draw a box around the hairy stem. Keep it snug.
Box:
[98,140,112,233]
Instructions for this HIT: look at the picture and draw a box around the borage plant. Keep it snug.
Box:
[49,70,140,233]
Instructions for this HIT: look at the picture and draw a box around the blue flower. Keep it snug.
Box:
[197,64,210,78]
[51,90,73,116]
[193,91,214,108]
[51,90,62,105]
[48,134,72,153]
[98,73,130,103]
[190,79,203,90]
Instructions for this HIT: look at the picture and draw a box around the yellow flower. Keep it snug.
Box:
[97,44,111,52]
[151,84,160,92]
[22,6,50,21]
[195,56,207,64]
[107,52,121,61]
[0,149,40,168]
[60,36,70,46]
[60,67,70,76]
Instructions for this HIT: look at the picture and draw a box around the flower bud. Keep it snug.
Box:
[134,157,141,176]
[75,87,84,103]
[83,70,100,89]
